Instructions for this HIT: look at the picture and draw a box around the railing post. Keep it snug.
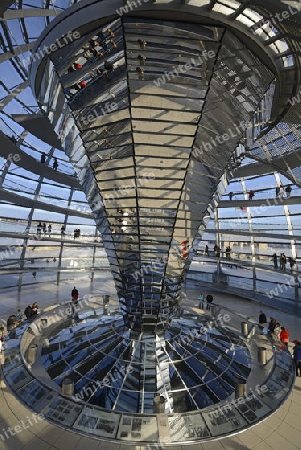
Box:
[62,378,74,396]
[241,322,248,337]
[258,347,267,365]
[235,379,247,399]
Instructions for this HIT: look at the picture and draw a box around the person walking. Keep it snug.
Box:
[24,304,34,319]
[41,152,46,164]
[285,185,292,198]
[293,342,301,376]
[268,317,276,333]
[31,302,38,315]
[0,326,5,352]
[288,257,296,272]
[206,293,213,311]
[7,315,19,337]
[71,286,79,305]
[280,326,290,348]
[279,253,287,271]
[53,157,58,171]
[272,253,278,269]
[48,224,52,237]
[273,322,281,342]
[226,246,231,260]
[249,190,255,200]
[15,309,23,322]
[198,292,205,309]
[37,222,42,237]
[258,311,267,325]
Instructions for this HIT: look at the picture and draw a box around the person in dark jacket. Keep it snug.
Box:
[71,286,79,305]
[293,342,301,376]
[206,293,213,311]
[259,311,267,325]
[24,304,34,319]
[268,317,276,333]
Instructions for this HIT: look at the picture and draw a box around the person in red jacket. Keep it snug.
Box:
[71,286,79,305]
[78,80,86,89]
[249,190,255,200]
[280,326,289,348]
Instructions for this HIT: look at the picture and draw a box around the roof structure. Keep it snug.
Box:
[0,1,300,298]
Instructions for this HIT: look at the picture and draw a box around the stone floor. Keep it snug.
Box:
[0,275,300,450]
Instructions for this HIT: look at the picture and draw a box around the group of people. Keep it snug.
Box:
[229,184,293,202]
[24,302,38,319]
[37,222,85,239]
[40,153,58,171]
[272,252,296,271]
[213,244,221,258]
[60,226,81,239]
[65,28,119,97]
[74,229,81,239]
[276,184,292,198]
[258,311,290,347]
[37,222,52,237]
[204,244,231,260]
[5,305,37,338]
[198,292,214,311]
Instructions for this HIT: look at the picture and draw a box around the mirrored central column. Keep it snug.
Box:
[30,8,273,332]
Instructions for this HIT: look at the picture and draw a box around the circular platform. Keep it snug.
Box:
[2,300,295,445]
